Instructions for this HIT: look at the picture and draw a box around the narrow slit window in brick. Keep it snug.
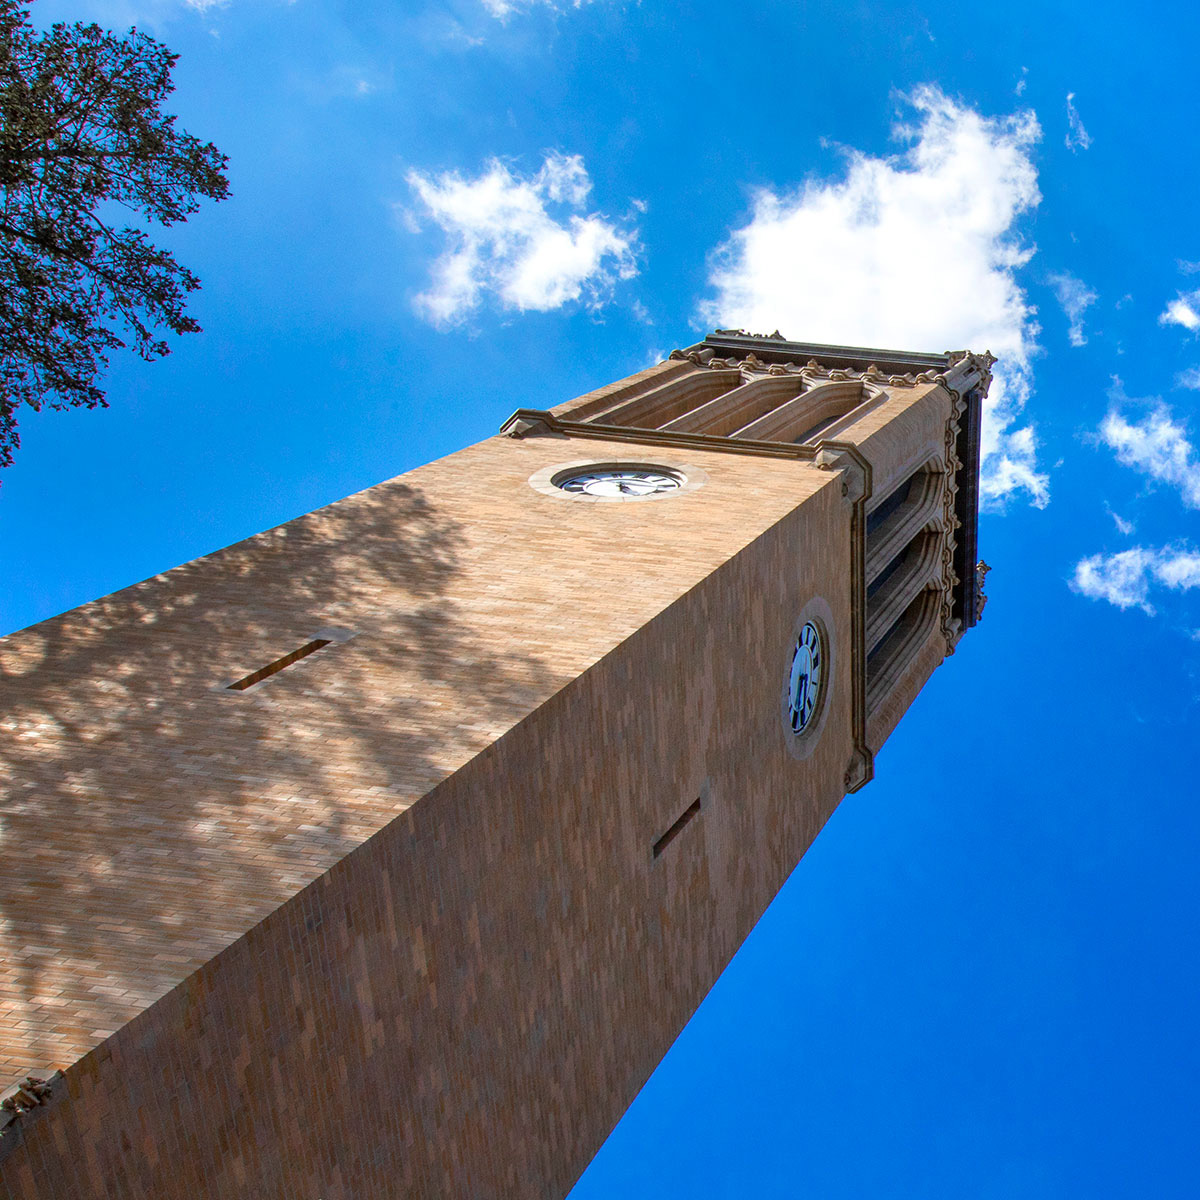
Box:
[652,798,702,859]
[227,639,332,691]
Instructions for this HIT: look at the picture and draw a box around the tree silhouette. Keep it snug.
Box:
[0,0,229,471]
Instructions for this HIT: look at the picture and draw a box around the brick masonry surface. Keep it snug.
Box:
[0,369,954,1197]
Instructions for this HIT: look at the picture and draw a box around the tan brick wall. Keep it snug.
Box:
[1,427,860,1196]
[843,381,948,497]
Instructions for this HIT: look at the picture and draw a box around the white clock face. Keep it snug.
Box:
[787,621,824,734]
[557,469,683,498]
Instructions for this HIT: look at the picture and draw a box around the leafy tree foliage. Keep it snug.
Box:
[0,1,228,470]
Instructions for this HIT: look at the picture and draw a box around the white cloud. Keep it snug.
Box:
[1065,93,1092,152]
[407,152,638,327]
[1156,550,1200,589]
[1048,271,1097,346]
[1073,547,1158,612]
[1073,546,1200,616]
[1098,387,1200,508]
[1177,367,1200,390]
[1106,505,1134,536]
[1161,290,1200,332]
[702,85,1047,509]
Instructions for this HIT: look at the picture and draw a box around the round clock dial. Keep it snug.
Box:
[787,621,824,734]
[556,468,683,498]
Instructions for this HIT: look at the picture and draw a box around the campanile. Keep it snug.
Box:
[0,332,991,1198]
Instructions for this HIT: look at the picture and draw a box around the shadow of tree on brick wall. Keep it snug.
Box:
[0,479,556,1085]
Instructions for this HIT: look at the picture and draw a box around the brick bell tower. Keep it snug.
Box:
[0,333,992,1198]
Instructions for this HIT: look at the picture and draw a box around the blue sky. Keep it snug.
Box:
[5,0,1200,1194]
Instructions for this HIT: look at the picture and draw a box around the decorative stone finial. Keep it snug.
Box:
[1,1072,62,1140]
[975,560,992,619]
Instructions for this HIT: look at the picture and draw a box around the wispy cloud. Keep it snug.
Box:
[1092,374,1200,627]
[1106,504,1134,536]
[1048,271,1098,346]
[702,85,1047,508]
[299,63,395,101]
[1160,289,1200,332]
[1176,367,1200,390]
[480,0,605,18]
[1073,546,1200,615]
[76,0,228,21]
[1098,384,1200,508]
[1065,93,1092,152]
[407,152,639,327]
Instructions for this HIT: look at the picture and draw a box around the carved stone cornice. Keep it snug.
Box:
[952,383,987,631]
[975,560,991,620]
[668,347,714,366]
[843,746,873,793]
[942,349,996,402]
[812,443,869,504]
[939,398,965,654]
[695,332,967,378]
[667,348,984,398]
[711,328,785,340]
[679,335,999,415]
[0,1072,61,1154]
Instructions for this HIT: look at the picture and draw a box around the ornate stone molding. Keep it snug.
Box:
[975,560,992,620]
[668,347,706,365]
[811,438,874,794]
[938,394,966,654]
[942,349,997,401]
[812,445,869,504]
[666,347,976,394]
[711,328,786,340]
[502,412,557,440]
[0,1072,61,1149]
[843,746,873,793]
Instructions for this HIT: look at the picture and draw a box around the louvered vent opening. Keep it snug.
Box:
[865,465,941,581]
[578,368,879,445]
[867,545,906,601]
[866,588,941,713]
[866,530,940,653]
[863,461,945,713]
[866,475,914,538]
